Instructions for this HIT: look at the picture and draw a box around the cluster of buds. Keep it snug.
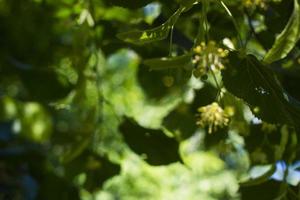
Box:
[242,0,267,9]
[196,102,230,134]
[192,41,229,78]
[242,0,281,9]
[261,122,277,133]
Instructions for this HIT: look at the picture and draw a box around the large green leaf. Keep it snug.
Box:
[263,0,300,64]
[162,103,198,140]
[222,51,300,127]
[119,117,181,165]
[117,7,184,45]
[143,53,193,70]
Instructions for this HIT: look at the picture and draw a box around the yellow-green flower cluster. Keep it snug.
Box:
[196,102,229,134]
[192,41,229,78]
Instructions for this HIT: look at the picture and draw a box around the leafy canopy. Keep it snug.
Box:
[1,0,300,199]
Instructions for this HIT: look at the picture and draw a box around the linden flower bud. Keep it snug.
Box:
[193,46,203,54]
[192,41,228,78]
[261,122,277,133]
[242,0,267,9]
[196,102,229,134]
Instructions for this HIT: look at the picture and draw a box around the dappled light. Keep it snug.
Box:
[1,0,300,199]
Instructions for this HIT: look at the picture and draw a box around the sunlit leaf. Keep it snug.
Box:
[263,0,300,63]
[117,7,184,45]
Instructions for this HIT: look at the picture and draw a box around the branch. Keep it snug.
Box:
[244,8,267,51]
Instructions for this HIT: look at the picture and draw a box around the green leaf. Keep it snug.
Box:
[143,53,193,70]
[240,164,276,187]
[119,117,182,165]
[117,7,184,45]
[107,0,153,9]
[222,51,300,127]
[263,0,300,64]
[162,103,198,140]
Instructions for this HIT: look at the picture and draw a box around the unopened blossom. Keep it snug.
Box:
[242,0,281,9]
[192,41,228,78]
[243,0,267,9]
[196,102,229,134]
[261,122,277,133]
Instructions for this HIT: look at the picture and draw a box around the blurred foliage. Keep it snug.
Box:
[1,0,300,200]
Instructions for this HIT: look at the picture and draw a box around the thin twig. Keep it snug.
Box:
[219,0,243,48]
[169,26,174,56]
[209,67,222,102]
[244,8,267,51]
